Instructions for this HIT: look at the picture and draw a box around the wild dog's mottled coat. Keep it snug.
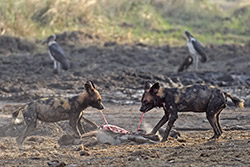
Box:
[13,80,104,145]
[140,82,244,142]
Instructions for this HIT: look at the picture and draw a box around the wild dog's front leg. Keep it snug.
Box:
[69,114,81,137]
[162,110,178,142]
[82,116,98,129]
[151,109,170,135]
[77,113,85,135]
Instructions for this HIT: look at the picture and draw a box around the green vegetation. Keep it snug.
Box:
[0,0,249,45]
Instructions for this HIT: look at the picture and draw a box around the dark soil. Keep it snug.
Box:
[0,32,250,105]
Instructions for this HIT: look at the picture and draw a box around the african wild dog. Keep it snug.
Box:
[140,82,244,142]
[12,80,104,145]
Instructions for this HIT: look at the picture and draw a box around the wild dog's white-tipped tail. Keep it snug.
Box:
[225,92,244,108]
[238,100,244,109]
[12,107,23,124]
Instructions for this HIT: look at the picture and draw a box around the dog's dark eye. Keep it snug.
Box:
[143,100,149,104]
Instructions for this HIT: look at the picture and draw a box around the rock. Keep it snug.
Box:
[80,150,90,156]
[47,160,66,167]
[158,128,180,139]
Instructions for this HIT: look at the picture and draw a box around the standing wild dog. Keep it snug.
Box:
[140,82,244,142]
[12,80,104,145]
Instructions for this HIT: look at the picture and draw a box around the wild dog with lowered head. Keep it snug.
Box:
[12,80,104,145]
[140,82,244,142]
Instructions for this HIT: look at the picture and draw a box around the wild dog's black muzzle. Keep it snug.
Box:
[91,101,104,110]
[139,106,146,112]
[140,102,154,113]
[98,104,104,110]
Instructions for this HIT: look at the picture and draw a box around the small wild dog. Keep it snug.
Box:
[12,80,104,145]
[140,82,244,142]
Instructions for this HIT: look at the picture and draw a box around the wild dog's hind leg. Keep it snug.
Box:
[16,110,37,146]
[206,92,226,139]
[162,109,178,142]
[215,105,226,136]
[206,113,220,139]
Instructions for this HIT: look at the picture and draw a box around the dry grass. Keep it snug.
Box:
[0,0,249,45]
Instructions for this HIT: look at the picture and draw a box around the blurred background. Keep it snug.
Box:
[0,0,249,45]
[0,0,250,105]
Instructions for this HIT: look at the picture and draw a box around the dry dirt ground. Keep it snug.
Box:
[0,104,249,167]
[0,32,250,166]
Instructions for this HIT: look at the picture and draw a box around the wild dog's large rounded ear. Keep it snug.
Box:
[89,80,96,89]
[85,80,95,94]
[149,83,160,95]
[144,81,152,91]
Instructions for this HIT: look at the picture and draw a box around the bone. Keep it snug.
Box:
[80,130,98,138]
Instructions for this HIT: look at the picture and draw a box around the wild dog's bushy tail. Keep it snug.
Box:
[225,92,244,108]
[12,107,23,123]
